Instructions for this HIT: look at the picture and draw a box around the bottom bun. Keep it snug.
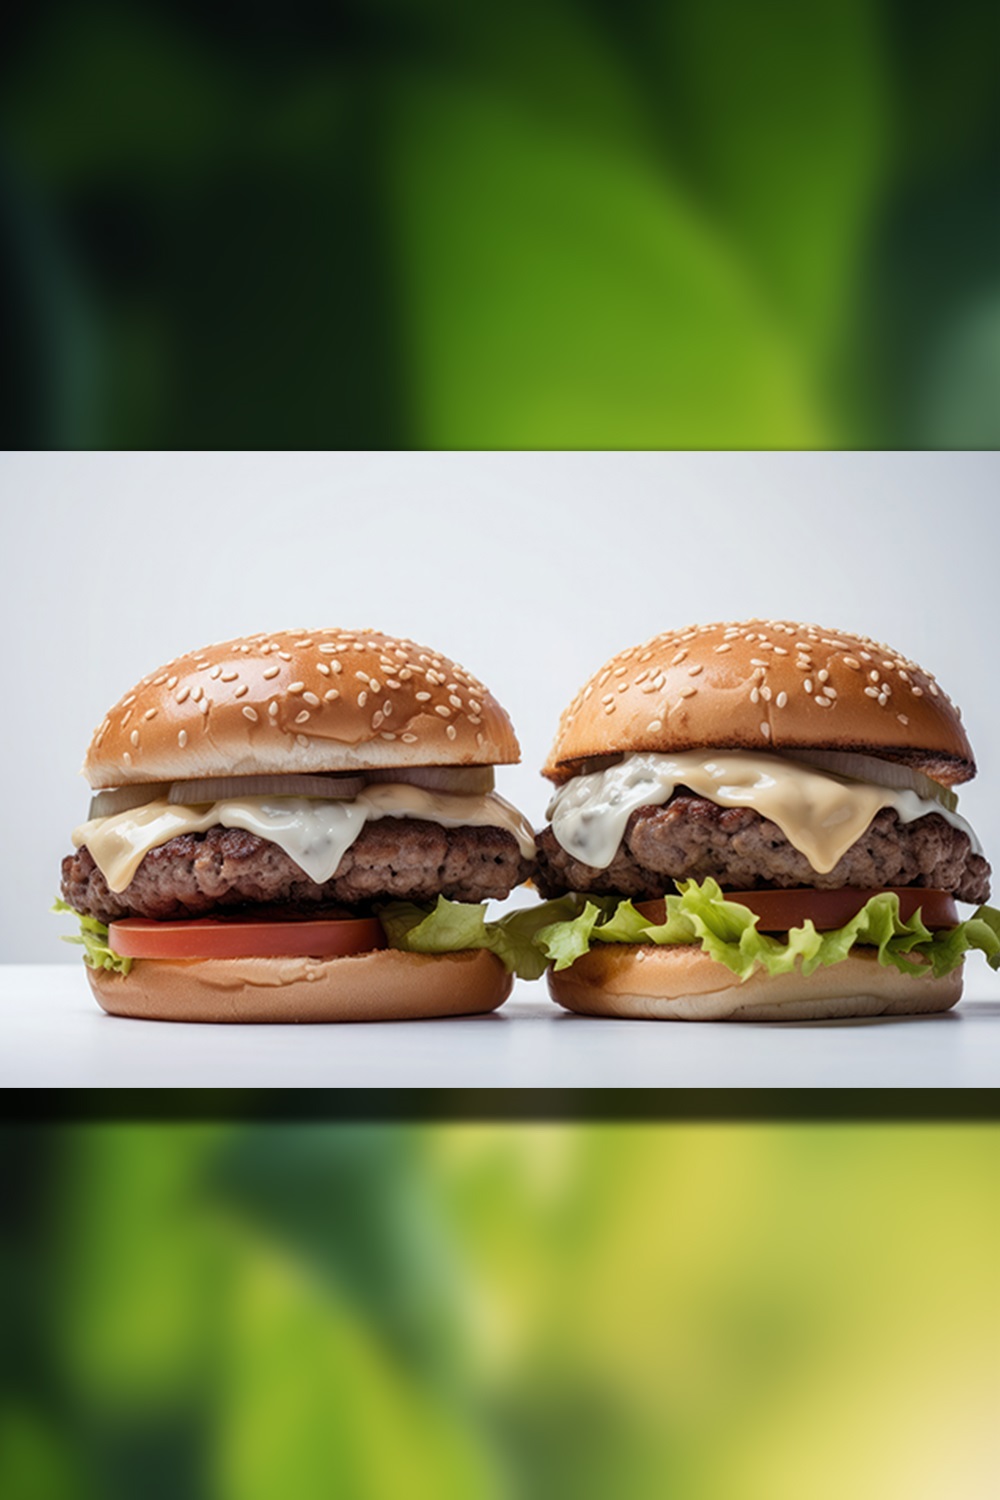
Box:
[88,946,513,1023]
[547,944,963,1022]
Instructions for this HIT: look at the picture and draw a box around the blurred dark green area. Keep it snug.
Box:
[2,1122,998,1499]
[2,0,998,448]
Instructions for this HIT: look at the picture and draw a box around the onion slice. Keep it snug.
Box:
[786,749,958,812]
[167,774,365,804]
[88,783,172,819]
[362,766,495,794]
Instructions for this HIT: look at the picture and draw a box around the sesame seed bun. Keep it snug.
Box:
[86,946,513,1023]
[543,620,975,786]
[85,628,520,788]
[547,944,963,1022]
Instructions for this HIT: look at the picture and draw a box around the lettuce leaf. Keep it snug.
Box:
[51,898,133,975]
[378,895,581,981]
[534,878,1000,981]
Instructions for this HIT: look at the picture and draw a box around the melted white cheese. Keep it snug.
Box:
[546,750,982,875]
[74,786,536,893]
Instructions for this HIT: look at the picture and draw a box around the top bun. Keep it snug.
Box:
[86,628,520,788]
[543,619,975,786]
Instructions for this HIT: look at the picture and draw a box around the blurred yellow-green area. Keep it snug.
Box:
[2,1,998,449]
[2,1122,997,1499]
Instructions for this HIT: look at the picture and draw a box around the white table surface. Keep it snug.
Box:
[3,965,1000,1088]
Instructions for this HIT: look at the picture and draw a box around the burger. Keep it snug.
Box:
[532,620,1000,1021]
[56,628,543,1022]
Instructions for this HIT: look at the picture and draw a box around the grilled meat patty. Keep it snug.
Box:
[533,794,990,904]
[63,819,531,922]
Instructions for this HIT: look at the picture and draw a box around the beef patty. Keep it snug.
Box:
[534,794,990,904]
[63,818,532,922]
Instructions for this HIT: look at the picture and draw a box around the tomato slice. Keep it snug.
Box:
[109,914,388,960]
[634,887,959,933]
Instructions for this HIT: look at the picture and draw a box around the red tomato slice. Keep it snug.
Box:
[634,887,958,933]
[109,915,387,960]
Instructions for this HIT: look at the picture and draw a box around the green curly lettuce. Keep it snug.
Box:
[534,878,1000,982]
[52,898,133,975]
[378,895,581,981]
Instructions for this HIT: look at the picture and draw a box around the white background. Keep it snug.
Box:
[3,450,998,986]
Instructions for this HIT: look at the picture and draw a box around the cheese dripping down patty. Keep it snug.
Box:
[73,785,537,894]
[546,750,982,876]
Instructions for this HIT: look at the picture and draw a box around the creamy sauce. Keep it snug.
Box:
[546,750,982,875]
[74,786,536,893]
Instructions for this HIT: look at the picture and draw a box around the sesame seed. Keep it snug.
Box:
[220,670,238,682]
[192,686,204,702]
[647,719,663,732]
[303,692,320,707]
[401,733,417,743]
[358,691,368,707]
[911,686,923,697]
[372,711,384,729]
[751,658,768,668]
[293,709,310,725]
[671,650,688,665]
[435,705,452,718]
[318,643,337,654]
[278,652,292,661]
[288,682,305,694]
[468,715,481,726]
[331,660,343,674]
[860,651,872,661]
[144,707,157,720]
[198,699,209,715]
[445,725,457,740]
[773,646,788,656]
[818,669,829,683]
[296,734,310,747]
[760,721,771,739]
[268,701,279,717]
[814,695,831,707]
[897,714,909,726]
[130,730,140,746]
[869,670,880,682]
[750,687,760,704]
[123,751,131,765]
[166,676,177,689]
[804,679,813,694]
[680,686,697,699]
[449,694,463,708]
[324,689,339,702]
[242,706,258,722]
[714,644,732,654]
[864,686,879,697]
[121,711,132,727]
[761,685,772,701]
[929,682,939,697]
[294,639,313,648]
[235,684,249,699]
[122,694,136,706]
[263,666,280,680]
[381,732,397,741]
[776,691,787,708]
[210,666,222,679]
[688,665,703,677]
[415,691,432,702]
[178,730,188,747]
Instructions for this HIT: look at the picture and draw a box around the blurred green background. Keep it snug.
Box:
[2,1121,997,1499]
[2,0,998,448]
